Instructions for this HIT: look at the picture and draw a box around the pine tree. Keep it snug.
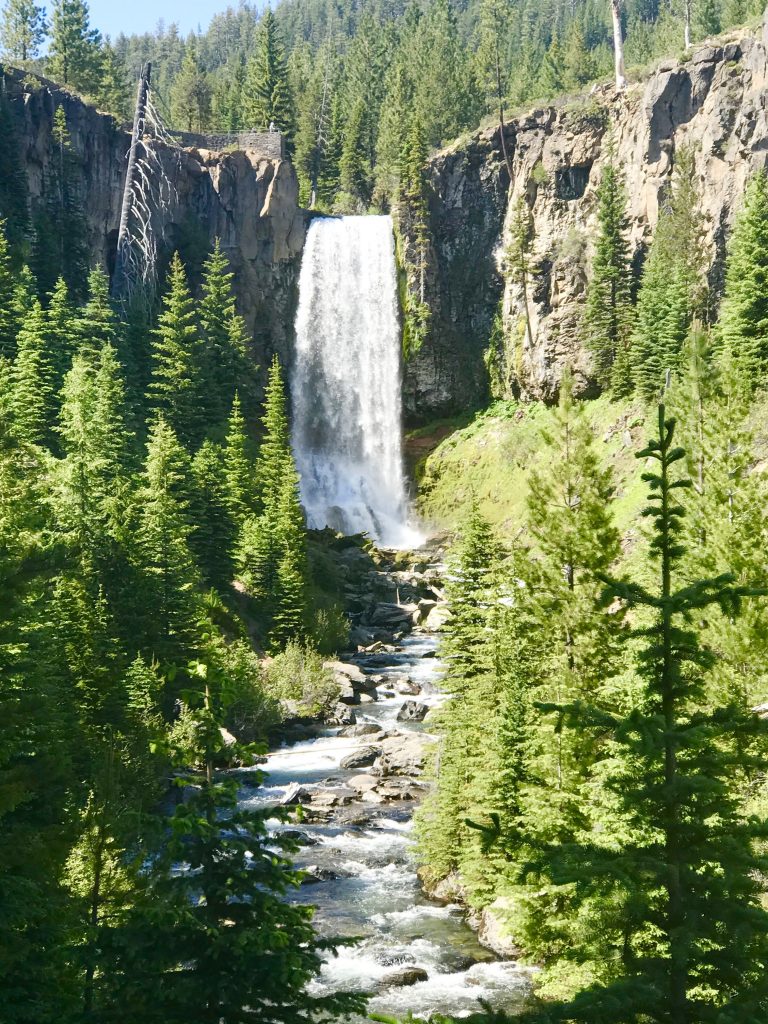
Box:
[105,659,366,1024]
[47,0,102,95]
[267,463,309,651]
[416,501,504,889]
[0,364,77,1022]
[0,219,22,360]
[517,408,768,1022]
[148,253,205,451]
[190,440,237,591]
[718,169,768,384]
[243,9,295,144]
[0,0,47,62]
[55,347,132,572]
[75,265,119,363]
[583,144,634,394]
[632,149,704,400]
[12,297,57,446]
[223,392,257,526]
[337,97,371,211]
[198,241,249,431]
[171,48,212,133]
[132,416,200,668]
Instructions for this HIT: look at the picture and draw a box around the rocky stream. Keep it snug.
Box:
[236,548,534,1020]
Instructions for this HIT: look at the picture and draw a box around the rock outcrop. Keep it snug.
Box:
[1,66,306,374]
[405,19,768,417]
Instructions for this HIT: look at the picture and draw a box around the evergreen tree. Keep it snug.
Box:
[132,416,200,668]
[47,0,102,95]
[0,366,77,1023]
[632,149,704,399]
[337,97,371,211]
[190,440,237,591]
[223,391,257,526]
[171,48,212,133]
[12,297,57,446]
[105,659,365,1024]
[0,0,47,62]
[0,219,22,360]
[583,144,634,394]
[718,169,768,384]
[517,409,768,1022]
[198,241,249,431]
[148,253,205,451]
[75,265,119,363]
[417,501,504,889]
[44,277,78,403]
[243,9,295,144]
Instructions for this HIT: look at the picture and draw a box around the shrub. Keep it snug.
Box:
[264,642,340,717]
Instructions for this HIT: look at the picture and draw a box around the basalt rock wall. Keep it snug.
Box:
[405,17,768,419]
[0,66,306,373]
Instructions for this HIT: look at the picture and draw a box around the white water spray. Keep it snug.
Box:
[292,215,422,548]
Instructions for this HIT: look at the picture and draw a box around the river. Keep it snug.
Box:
[239,631,533,1020]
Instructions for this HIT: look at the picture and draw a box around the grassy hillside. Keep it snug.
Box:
[411,391,768,554]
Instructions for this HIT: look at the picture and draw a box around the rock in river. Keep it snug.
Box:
[339,745,381,769]
[396,700,429,722]
[380,967,429,988]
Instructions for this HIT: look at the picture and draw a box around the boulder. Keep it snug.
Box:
[424,604,452,632]
[380,967,429,988]
[396,700,429,722]
[338,723,383,738]
[339,745,381,770]
[301,865,345,885]
[336,679,359,706]
[477,896,522,958]
[327,702,356,726]
[279,829,320,847]
[348,773,379,793]
[324,660,367,684]
[358,692,377,704]
[309,787,356,809]
[280,783,313,806]
[378,734,426,776]
[368,602,417,628]
[394,677,422,696]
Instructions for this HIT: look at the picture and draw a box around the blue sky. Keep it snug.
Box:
[88,0,238,39]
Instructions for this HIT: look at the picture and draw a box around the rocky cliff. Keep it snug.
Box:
[0,66,306,371]
[406,17,768,419]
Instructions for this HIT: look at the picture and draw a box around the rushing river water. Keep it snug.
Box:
[239,634,533,1020]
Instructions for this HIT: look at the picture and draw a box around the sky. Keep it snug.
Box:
[87,0,240,39]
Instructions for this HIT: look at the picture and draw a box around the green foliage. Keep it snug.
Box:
[718,169,768,383]
[170,47,212,132]
[148,252,205,450]
[263,640,339,717]
[0,0,46,63]
[632,148,705,400]
[243,9,294,144]
[47,0,102,94]
[583,145,634,394]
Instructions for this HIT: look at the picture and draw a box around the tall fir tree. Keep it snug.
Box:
[243,9,295,145]
[148,253,205,451]
[583,144,634,395]
[516,408,768,1022]
[47,0,102,94]
[632,148,705,400]
[718,169,768,384]
[0,0,47,62]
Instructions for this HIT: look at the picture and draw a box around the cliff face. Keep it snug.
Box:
[1,67,306,370]
[406,18,768,418]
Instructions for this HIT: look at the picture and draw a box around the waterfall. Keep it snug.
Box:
[291,215,422,548]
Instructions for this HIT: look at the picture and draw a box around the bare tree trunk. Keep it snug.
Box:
[684,0,692,48]
[610,0,627,90]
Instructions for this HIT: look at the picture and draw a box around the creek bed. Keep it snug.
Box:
[239,634,533,1020]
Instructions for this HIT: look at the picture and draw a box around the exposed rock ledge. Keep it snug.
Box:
[405,17,768,419]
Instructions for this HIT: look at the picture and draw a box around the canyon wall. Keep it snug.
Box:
[0,66,306,370]
[405,17,768,420]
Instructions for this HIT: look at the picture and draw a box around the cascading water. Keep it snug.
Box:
[292,215,422,548]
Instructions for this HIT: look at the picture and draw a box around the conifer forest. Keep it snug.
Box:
[4,0,768,1022]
